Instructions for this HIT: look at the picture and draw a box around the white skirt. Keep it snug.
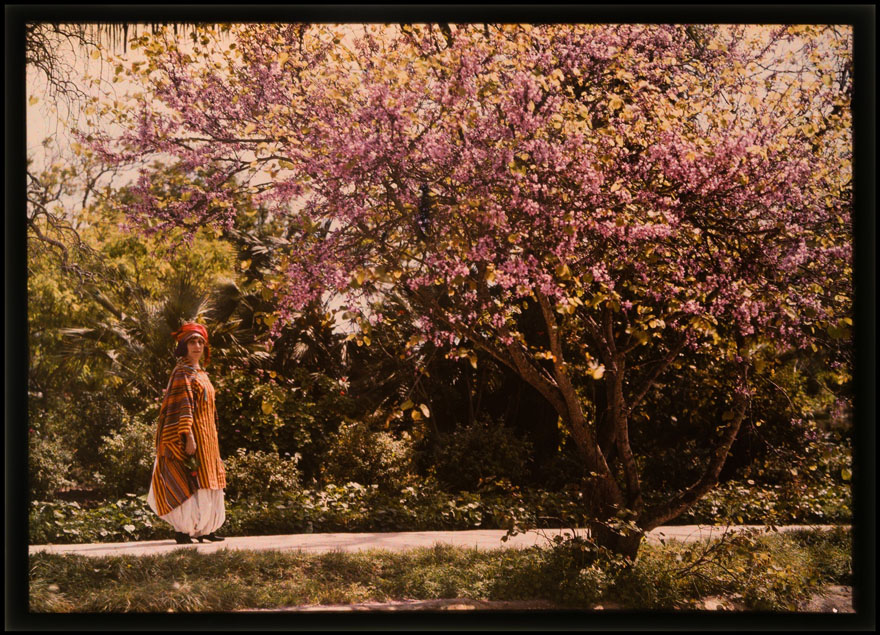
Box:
[147,465,226,537]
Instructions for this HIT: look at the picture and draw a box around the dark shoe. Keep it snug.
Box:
[196,532,225,543]
[173,531,194,544]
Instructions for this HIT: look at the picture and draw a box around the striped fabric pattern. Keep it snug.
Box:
[150,362,226,517]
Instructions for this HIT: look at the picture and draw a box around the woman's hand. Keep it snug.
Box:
[185,434,197,455]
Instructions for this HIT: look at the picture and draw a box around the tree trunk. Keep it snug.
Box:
[589,520,643,561]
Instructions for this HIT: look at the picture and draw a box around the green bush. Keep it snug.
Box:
[612,549,683,609]
[31,475,851,546]
[324,420,417,491]
[30,495,162,544]
[494,533,630,608]
[223,448,302,502]
[676,479,851,525]
[66,392,131,471]
[431,418,533,492]
[212,368,356,483]
[28,432,76,500]
[96,415,155,498]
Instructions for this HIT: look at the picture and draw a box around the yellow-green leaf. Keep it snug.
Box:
[262,400,274,414]
[556,263,572,280]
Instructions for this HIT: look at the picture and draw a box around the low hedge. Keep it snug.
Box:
[29,478,851,545]
[678,479,851,526]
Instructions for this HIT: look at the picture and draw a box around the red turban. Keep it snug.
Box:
[173,322,209,344]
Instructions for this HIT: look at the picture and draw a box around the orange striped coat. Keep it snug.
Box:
[150,361,226,516]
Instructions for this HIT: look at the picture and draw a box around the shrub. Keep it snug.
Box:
[96,415,155,498]
[514,533,631,608]
[32,477,852,546]
[29,495,162,544]
[212,368,356,483]
[675,478,851,525]
[324,420,417,491]
[735,536,815,611]
[612,549,684,609]
[431,418,533,492]
[223,448,302,502]
[66,392,130,471]
[28,432,76,500]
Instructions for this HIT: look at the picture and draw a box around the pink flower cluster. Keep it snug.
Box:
[98,23,851,361]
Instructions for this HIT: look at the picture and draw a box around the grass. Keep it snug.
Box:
[29,527,851,613]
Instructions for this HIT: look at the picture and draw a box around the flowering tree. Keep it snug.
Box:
[90,23,852,556]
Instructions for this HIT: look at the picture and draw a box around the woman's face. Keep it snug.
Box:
[185,336,205,363]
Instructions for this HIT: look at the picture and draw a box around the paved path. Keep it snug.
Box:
[29,524,845,558]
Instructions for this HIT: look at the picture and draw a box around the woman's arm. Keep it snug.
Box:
[160,367,197,459]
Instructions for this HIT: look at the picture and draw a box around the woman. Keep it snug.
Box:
[147,322,227,544]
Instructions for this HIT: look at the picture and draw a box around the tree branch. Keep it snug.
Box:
[625,337,686,418]
[640,368,751,530]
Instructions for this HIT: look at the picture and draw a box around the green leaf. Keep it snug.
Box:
[841,468,852,481]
